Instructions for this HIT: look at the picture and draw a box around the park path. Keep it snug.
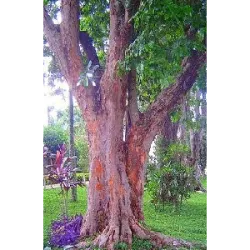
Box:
[44,182,89,190]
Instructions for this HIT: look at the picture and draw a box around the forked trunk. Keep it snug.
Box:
[76,31,149,241]
[79,109,191,249]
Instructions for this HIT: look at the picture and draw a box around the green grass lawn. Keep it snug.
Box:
[44,179,206,249]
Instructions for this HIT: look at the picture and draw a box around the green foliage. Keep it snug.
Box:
[43,125,68,154]
[55,107,90,172]
[199,129,207,172]
[148,141,194,209]
[44,0,206,113]
[43,0,49,7]
[121,0,207,110]
[43,187,88,247]
[147,162,194,209]
[43,113,89,172]
[74,123,89,172]
[79,0,109,66]
[76,173,90,182]
[47,153,85,217]
[114,241,128,250]
[165,143,190,162]
[132,238,153,250]
[170,107,182,123]
[195,63,207,92]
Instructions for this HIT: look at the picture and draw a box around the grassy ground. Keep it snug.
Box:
[43,179,206,249]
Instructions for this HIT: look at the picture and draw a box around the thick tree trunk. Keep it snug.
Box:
[79,72,137,247]
[126,125,149,221]
[79,115,192,249]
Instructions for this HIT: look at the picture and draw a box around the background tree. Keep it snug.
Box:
[69,89,78,201]
[45,35,78,200]
[155,71,207,191]
[43,124,68,154]
[44,105,89,172]
[43,0,206,249]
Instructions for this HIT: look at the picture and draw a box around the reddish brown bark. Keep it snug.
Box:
[43,1,206,249]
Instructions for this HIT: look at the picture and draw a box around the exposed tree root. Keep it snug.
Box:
[130,220,193,249]
[75,219,206,250]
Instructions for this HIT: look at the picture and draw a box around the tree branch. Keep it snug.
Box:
[127,69,139,124]
[125,69,140,140]
[44,1,83,86]
[125,0,141,23]
[79,31,100,66]
[142,51,206,136]
[79,31,103,86]
[43,6,69,78]
[44,1,103,115]
[109,0,125,42]
[59,0,82,85]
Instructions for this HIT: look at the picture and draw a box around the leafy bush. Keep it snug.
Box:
[132,237,153,250]
[49,214,83,247]
[114,238,154,250]
[74,126,89,172]
[147,142,194,209]
[43,122,90,172]
[56,107,90,172]
[43,125,68,153]
[76,173,90,182]
[147,163,194,209]
[114,242,128,250]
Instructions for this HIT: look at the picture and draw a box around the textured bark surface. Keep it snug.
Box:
[43,1,206,249]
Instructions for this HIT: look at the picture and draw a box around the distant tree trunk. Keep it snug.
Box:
[69,89,77,201]
[156,114,179,168]
[178,97,189,144]
[189,90,206,192]
[199,90,207,173]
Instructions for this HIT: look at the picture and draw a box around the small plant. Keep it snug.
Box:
[47,145,85,216]
[49,214,83,247]
[132,237,154,250]
[114,242,128,250]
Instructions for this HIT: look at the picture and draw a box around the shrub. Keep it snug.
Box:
[74,125,89,172]
[49,214,83,247]
[147,163,194,209]
[114,242,128,250]
[43,124,68,153]
[132,238,153,250]
[147,142,194,209]
[47,148,85,217]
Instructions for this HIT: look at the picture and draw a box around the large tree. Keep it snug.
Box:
[43,0,206,249]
